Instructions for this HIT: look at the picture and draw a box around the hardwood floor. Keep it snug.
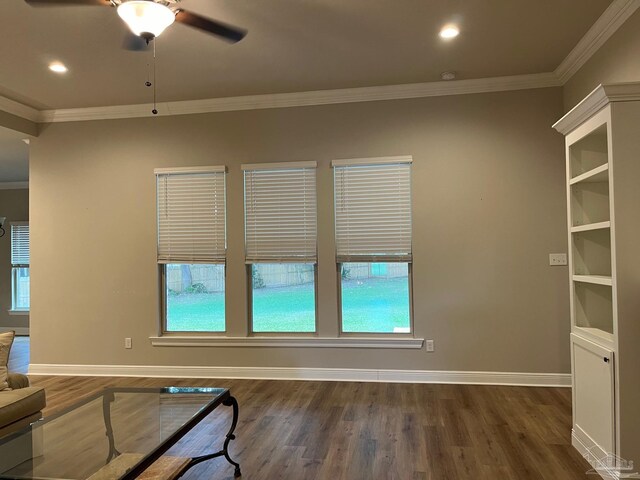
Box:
[8,340,592,479]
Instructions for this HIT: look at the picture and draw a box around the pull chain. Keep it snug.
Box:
[142,37,159,115]
[152,39,158,115]
[145,61,151,88]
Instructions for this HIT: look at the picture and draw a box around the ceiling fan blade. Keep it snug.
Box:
[122,32,149,51]
[175,10,247,43]
[25,0,111,5]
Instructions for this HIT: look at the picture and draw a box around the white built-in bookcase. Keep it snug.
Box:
[554,83,640,475]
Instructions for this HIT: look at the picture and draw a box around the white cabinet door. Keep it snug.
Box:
[571,333,615,456]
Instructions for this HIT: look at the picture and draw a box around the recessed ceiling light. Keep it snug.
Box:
[441,71,456,81]
[439,25,460,39]
[48,62,68,74]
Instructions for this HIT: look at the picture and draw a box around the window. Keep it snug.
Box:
[243,162,317,333]
[333,157,413,333]
[11,223,30,312]
[155,167,226,332]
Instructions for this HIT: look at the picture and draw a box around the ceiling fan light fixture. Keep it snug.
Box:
[117,1,175,39]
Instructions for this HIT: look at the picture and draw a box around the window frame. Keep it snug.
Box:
[10,222,30,313]
[247,263,319,336]
[242,161,319,336]
[160,263,227,335]
[11,266,30,313]
[336,262,414,336]
[155,166,227,334]
[332,156,414,336]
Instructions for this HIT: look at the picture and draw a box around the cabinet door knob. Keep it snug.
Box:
[604,357,610,363]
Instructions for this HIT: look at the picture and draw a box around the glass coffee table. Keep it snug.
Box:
[0,387,241,479]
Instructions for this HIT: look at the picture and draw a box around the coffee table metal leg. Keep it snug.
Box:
[222,396,241,477]
[178,395,241,478]
[102,391,121,463]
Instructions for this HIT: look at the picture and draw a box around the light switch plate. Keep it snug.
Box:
[549,253,568,266]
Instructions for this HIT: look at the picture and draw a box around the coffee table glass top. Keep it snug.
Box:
[0,387,229,480]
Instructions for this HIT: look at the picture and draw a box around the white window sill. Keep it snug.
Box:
[8,310,29,316]
[150,336,424,349]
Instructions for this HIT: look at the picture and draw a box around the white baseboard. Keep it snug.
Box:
[572,427,618,480]
[28,364,571,387]
[573,426,607,459]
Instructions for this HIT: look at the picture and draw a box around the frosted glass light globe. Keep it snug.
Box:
[117,1,175,38]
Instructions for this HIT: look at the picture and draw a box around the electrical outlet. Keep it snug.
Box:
[124,337,132,349]
[426,340,435,352]
[549,253,568,266]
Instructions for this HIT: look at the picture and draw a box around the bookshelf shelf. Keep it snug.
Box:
[572,274,612,286]
[570,221,610,233]
[569,163,609,185]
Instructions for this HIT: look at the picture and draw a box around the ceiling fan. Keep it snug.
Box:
[25,0,247,49]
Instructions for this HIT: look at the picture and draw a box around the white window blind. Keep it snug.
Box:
[155,167,226,264]
[333,156,412,262]
[11,223,30,266]
[243,161,317,263]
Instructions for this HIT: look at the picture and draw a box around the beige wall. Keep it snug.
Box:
[0,188,29,331]
[29,87,570,373]
[564,8,640,111]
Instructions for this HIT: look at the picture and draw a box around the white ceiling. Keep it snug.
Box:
[0,0,612,110]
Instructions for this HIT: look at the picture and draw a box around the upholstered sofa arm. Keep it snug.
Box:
[7,373,30,390]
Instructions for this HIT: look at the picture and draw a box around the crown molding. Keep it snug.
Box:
[0,96,41,123]
[552,82,640,134]
[0,181,29,190]
[37,72,560,123]
[555,0,640,84]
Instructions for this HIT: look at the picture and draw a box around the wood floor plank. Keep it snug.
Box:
[6,339,594,479]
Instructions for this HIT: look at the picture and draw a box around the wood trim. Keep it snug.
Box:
[28,363,571,387]
[35,72,560,123]
[0,326,29,335]
[572,427,610,473]
[573,274,613,286]
[0,182,28,190]
[154,166,227,175]
[553,84,610,134]
[241,161,317,171]
[0,96,40,123]
[553,82,640,134]
[331,155,413,167]
[569,164,609,186]
[150,336,424,349]
[570,221,611,233]
[555,0,640,84]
